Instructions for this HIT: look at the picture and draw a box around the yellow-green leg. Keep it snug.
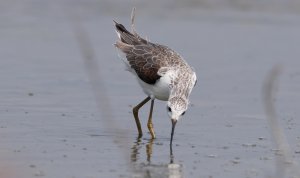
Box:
[147,99,156,139]
[133,96,151,137]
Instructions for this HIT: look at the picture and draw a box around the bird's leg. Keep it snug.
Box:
[133,96,151,137]
[147,99,156,139]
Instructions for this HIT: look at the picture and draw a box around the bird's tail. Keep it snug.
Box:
[114,20,139,45]
[113,8,147,46]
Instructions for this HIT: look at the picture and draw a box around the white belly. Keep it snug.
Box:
[137,74,171,101]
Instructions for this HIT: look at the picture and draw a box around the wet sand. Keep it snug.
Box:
[1,1,300,177]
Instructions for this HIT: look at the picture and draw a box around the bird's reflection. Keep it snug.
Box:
[131,137,142,163]
[146,138,154,163]
[130,137,183,178]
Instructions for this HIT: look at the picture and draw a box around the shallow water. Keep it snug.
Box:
[1,0,300,178]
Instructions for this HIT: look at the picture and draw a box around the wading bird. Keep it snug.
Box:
[114,9,197,145]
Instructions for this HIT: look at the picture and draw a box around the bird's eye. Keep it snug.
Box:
[167,106,172,112]
[181,111,186,116]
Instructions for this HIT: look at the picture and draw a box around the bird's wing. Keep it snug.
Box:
[114,21,183,84]
[115,41,170,84]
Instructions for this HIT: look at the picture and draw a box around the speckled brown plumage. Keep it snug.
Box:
[114,21,188,84]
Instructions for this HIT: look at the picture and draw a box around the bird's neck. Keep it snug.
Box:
[169,82,189,100]
[167,67,195,100]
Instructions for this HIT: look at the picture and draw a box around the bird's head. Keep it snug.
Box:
[167,96,188,145]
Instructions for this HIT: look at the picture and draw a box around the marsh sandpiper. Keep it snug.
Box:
[114,8,197,145]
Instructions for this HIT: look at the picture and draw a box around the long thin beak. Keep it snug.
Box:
[170,119,177,145]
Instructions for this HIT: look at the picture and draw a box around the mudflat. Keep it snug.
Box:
[1,1,300,177]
